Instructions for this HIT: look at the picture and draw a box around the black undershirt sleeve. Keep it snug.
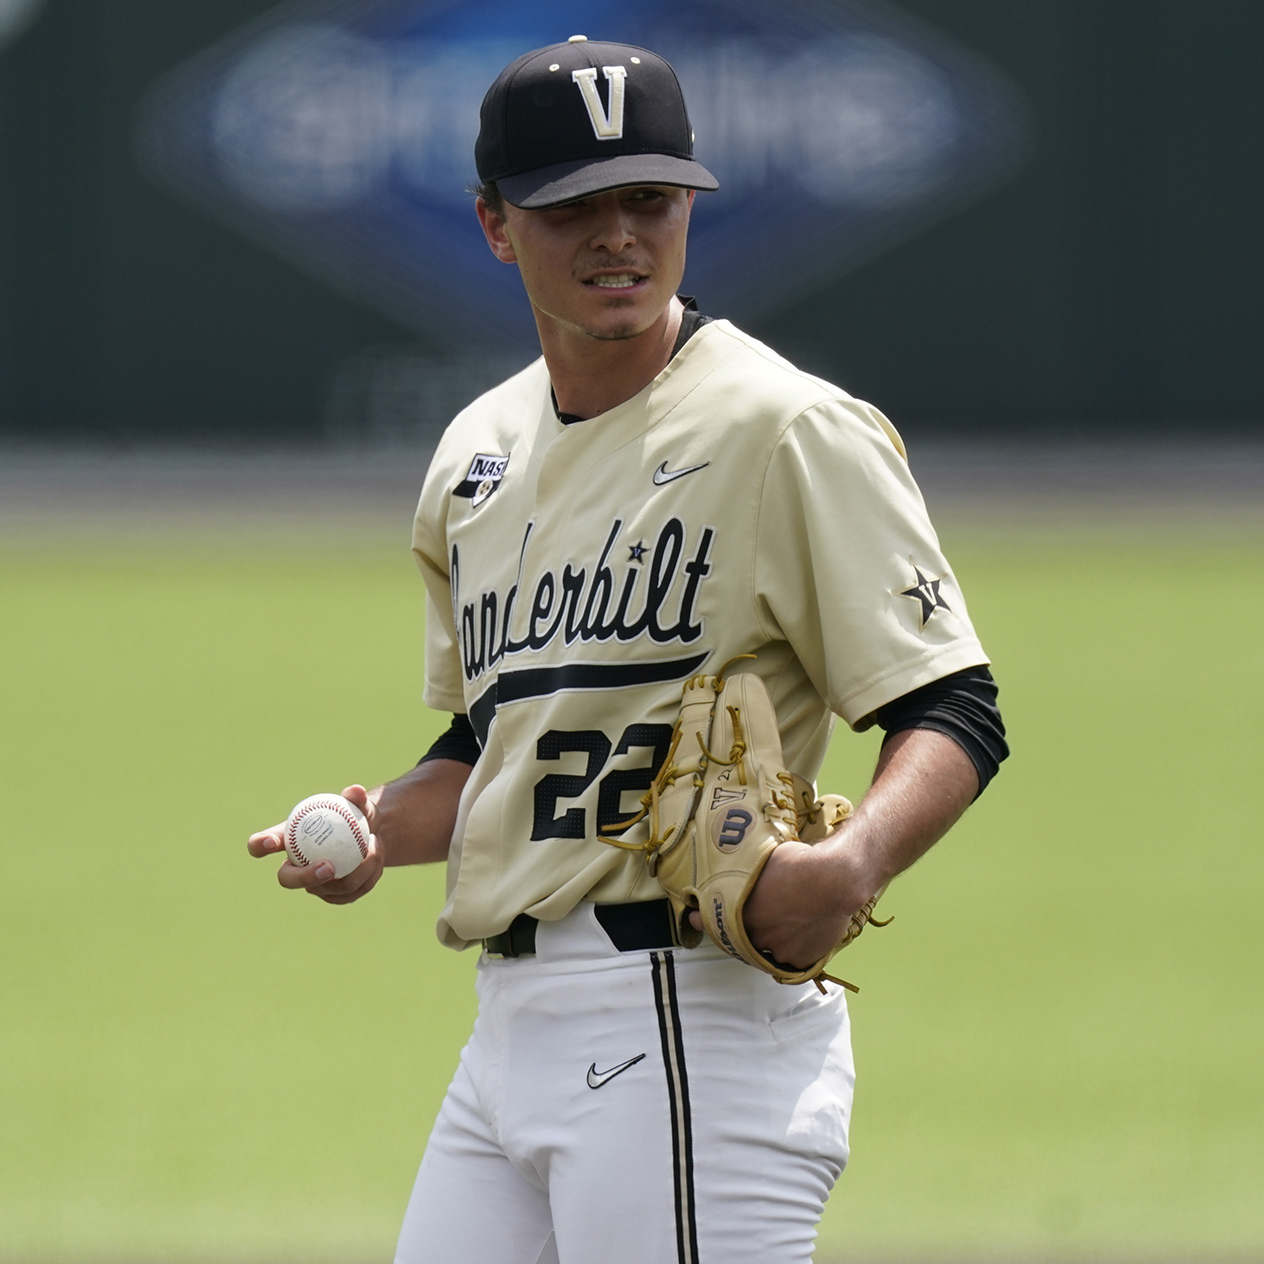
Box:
[418,712,481,767]
[865,665,1009,795]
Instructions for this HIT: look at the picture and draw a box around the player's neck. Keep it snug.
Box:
[540,298,684,421]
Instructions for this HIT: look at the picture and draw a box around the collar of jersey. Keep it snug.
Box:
[546,319,739,433]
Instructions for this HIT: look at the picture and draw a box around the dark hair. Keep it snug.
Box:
[469,179,505,215]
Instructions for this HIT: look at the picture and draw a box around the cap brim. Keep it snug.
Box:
[498,154,719,209]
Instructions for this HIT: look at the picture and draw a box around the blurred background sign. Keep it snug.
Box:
[0,1,1261,443]
[136,0,1029,350]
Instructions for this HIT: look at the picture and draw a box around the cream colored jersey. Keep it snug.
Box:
[412,320,988,949]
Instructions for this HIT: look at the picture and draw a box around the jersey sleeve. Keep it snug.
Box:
[753,396,988,728]
[411,456,467,714]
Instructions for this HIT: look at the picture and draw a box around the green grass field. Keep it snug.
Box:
[2,513,1262,1262]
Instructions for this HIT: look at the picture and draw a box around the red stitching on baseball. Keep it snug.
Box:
[326,800,370,858]
[286,797,369,868]
[286,802,322,867]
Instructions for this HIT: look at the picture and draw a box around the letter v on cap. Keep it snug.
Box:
[572,65,628,139]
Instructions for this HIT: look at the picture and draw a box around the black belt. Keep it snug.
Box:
[483,898,680,958]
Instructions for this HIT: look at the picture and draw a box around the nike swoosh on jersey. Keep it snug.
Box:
[586,1053,647,1090]
[652,460,710,485]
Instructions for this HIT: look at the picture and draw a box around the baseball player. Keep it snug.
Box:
[249,36,1007,1264]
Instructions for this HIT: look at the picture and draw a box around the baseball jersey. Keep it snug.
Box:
[412,319,988,949]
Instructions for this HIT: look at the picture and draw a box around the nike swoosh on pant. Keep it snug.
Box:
[586,1053,647,1089]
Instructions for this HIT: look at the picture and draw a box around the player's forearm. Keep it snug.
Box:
[828,727,979,895]
[369,758,471,867]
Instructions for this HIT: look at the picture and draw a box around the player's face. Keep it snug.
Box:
[478,186,693,343]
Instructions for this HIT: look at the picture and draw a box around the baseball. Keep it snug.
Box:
[284,793,371,879]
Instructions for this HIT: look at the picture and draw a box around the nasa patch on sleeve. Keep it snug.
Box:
[453,452,510,506]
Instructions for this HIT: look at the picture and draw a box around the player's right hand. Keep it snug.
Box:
[246,784,385,905]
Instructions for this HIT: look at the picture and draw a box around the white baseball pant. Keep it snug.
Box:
[395,902,854,1264]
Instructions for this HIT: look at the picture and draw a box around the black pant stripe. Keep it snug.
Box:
[651,951,700,1264]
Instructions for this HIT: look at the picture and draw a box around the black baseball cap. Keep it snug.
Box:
[475,35,719,209]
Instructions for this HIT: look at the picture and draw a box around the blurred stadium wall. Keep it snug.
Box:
[0,0,1261,446]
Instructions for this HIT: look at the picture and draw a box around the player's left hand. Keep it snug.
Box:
[246,784,386,905]
[688,837,873,972]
